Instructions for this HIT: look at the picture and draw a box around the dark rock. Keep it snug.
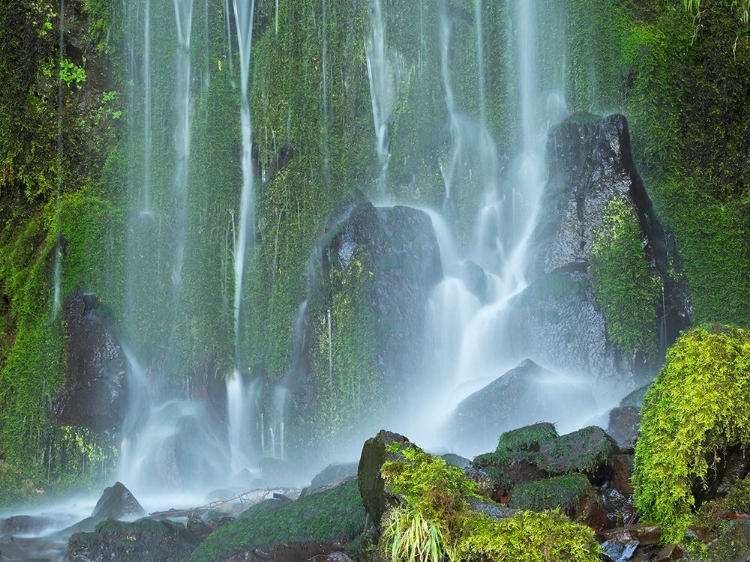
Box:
[91,481,145,521]
[309,462,358,492]
[224,541,346,562]
[706,519,750,561]
[598,524,662,546]
[607,407,640,451]
[657,544,684,561]
[51,292,128,432]
[610,454,635,496]
[451,359,597,450]
[502,271,634,395]
[459,260,492,304]
[620,385,651,409]
[357,430,412,525]
[0,515,58,535]
[67,518,200,562]
[293,202,443,448]
[529,113,691,363]
[538,426,617,485]
[508,473,593,518]
[602,488,638,529]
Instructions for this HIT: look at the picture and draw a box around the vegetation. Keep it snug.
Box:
[380,446,600,561]
[589,198,661,358]
[508,474,591,514]
[633,325,750,543]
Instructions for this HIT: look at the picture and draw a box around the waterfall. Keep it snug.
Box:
[52,0,65,319]
[365,0,391,197]
[227,0,257,474]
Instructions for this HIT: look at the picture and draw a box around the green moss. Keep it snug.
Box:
[540,426,614,477]
[380,445,600,561]
[186,479,365,562]
[508,474,591,514]
[589,198,661,358]
[633,325,750,543]
[496,422,558,453]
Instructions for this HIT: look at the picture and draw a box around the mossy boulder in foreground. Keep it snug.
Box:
[185,478,365,562]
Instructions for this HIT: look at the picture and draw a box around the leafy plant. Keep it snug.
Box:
[633,325,750,543]
[60,59,86,86]
[382,507,445,562]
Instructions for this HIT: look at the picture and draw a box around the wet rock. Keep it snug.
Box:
[451,359,597,449]
[620,384,651,409]
[91,481,145,521]
[607,406,640,451]
[306,552,355,562]
[466,497,516,521]
[309,462,358,493]
[293,202,442,443]
[598,524,662,546]
[528,113,690,364]
[502,272,631,392]
[67,518,200,562]
[441,453,472,469]
[656,544,684,561]
[537,426,617,485]
[0,515,58,535]
[357,430,412,525]
[610,454,635,496]
[600,539,639,562]
[224,541,346,562]
[602,488,638,529]
[51,292,128,432]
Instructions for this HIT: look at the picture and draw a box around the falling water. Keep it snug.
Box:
[419,0,565,432]
[142,0,152,212]
[171,0,194,288]
[227,0,257,473]
[365,0,392,196]
[52,0,65,318]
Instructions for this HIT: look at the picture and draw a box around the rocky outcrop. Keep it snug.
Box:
[91,481,145,521]
[502,272,634,392]
[527,113,690,366]
[51,292,128,432]
[451,359,597,449]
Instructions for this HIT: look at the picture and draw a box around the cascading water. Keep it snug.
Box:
[365,0,392,196]
[227,0,257,475]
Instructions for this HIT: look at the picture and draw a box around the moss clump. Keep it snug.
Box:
[185,479,365,562]
[508,474,591,514]
[589,198,661,359]
[633,325,750,544]
[496,423,559,454]
[380,446,600,561]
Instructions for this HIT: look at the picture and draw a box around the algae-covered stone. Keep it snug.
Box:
[508,473,592,514]
[538,426,616,483]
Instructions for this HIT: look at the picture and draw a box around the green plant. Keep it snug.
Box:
[381,446,600,561]
[633,325,750,543]
[496,423,558,453]
[382,507,445,562]
[60,59,86,86]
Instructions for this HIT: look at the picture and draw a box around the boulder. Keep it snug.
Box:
[91,481,145,521]
[309,462,359,493]
[502,272,633,393]
[607,406,640,451]
[51,292,128,432]
[528,113,690,361]
[67,518,201,562]
[451,359,597,450]
[705,520,750,562]
[538,426,617,485]
[289,201,442,455]
[357,430,412,525]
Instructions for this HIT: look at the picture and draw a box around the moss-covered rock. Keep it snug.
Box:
[508,473,592,514]
[186,479,366,562]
